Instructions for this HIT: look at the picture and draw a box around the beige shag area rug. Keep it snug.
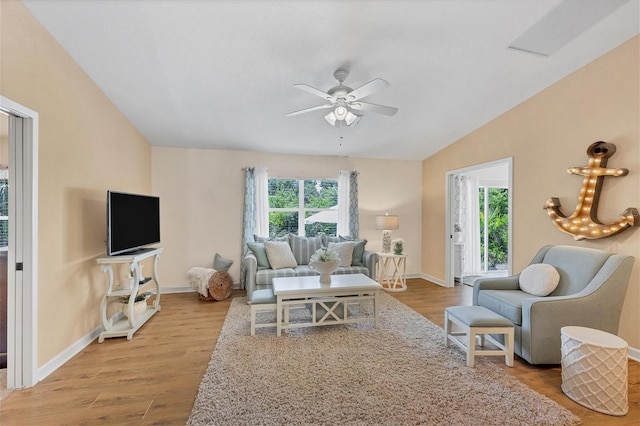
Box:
[0,369,10,403]
[188,293,580,426]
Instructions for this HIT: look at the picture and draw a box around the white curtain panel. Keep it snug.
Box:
[463,176,482,276]
[254,167,269,238]
[337,170,350,236]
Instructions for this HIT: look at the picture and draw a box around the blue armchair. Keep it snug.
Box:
[473,245,635,364]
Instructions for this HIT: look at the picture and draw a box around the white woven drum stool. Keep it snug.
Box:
[561,326,628,416]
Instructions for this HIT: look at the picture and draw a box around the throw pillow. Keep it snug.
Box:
[289,234,324,265]
[519,263,560,296]
[339,235,368,266]
[264,241,298,269]
[328,241,356,267]
[254,234,288,242]
[247,242,271,269]
[213,253,233,272]
[322,234,340,246]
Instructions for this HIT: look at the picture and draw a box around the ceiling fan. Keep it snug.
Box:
[286,69,398,126]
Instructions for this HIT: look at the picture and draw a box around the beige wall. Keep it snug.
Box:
[1,1,152,366]
[152,148,422,287]
[422,36,640,348]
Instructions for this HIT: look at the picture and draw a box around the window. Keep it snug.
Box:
[268,178,338,237]
[478,186,508,271]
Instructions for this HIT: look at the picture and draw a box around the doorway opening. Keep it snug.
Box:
[445,158,512,287]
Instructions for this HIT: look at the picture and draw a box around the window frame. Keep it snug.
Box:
[268,178,338,237]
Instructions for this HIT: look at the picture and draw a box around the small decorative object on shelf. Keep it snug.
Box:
[309,246,339,284]
[120,291,151,319]
[391,238,404,255]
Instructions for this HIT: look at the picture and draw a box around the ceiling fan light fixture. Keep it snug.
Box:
[324,111,337,126]
[334,105,348,120]
[345,111,359,126]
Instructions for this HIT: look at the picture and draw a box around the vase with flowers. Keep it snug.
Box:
[391,238,405,255]
[309,246,339,284]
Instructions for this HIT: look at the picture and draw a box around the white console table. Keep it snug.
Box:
[376,252,407,292]
[96,247,162,343]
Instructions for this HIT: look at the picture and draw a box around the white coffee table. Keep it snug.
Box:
[272,273,382,337]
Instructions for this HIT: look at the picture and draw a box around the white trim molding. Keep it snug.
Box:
[0,96,39,389]
[419,273,447,287]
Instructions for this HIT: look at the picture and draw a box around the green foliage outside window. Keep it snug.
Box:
[268,178,338,237]
[479,187,508,269]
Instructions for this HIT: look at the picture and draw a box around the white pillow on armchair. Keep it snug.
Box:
[519,263,560,296]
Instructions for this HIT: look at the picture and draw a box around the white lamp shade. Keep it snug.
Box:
[376,214,399,230]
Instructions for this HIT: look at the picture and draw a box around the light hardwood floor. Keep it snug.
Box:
[0,279,637,424]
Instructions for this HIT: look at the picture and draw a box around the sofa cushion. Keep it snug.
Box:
[255,268,298,286]
[294,265,325,277]
[541,246,611,296]
[476,290,534,326]
[247,242,271,269]
[328,241,355,267]
[519,263,559,296]
[289,234,324,265]
[254,234,289,243]
[339,235,368,266]
[323,235,340,245]
[333,266,371,277]
[264,241,297,269]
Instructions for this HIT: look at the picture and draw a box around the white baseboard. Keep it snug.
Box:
[405,273,422,279]
[160,284,241,294]
[629,346,640,362]
[36,312,124,383]
[419,273,447,287]
[160,286,196,294]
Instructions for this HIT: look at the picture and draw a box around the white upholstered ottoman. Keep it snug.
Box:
[561,326,628,416]
[444,305,514,368]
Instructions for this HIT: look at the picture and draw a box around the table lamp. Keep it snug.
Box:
[376,214,399,253]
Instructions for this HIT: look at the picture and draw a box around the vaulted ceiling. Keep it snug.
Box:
[22,0,639,160]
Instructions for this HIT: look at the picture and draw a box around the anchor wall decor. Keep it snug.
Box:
[544,141,639,241]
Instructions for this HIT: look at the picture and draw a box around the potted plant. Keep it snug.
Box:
[454,224,463,243]
[120,291,151,318]
[309,246,339,284]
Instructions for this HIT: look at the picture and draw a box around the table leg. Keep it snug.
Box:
[276,296,282,337]
[374,290,379,329]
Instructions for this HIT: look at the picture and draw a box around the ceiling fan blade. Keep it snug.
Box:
[286,104,334,117]
[346,78,389,101]
[350,101,398,116]
[293,84,336,101]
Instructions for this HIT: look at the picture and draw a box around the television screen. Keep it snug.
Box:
[107,191,160,256]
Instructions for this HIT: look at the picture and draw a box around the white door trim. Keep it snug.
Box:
[444,157,513,287]
[1,96,39,389]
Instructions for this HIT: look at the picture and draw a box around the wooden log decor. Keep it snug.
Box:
[543,141,639,241]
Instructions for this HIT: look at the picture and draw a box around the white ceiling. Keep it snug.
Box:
[21,0,640,160]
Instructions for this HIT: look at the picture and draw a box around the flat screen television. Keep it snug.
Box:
[107,191,160,256]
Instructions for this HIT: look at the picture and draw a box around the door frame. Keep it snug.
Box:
[1,96,39,389]
[444,157,512,287]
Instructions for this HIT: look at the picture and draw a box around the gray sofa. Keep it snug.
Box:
[241,234,378,300]
[473,245,635,365]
